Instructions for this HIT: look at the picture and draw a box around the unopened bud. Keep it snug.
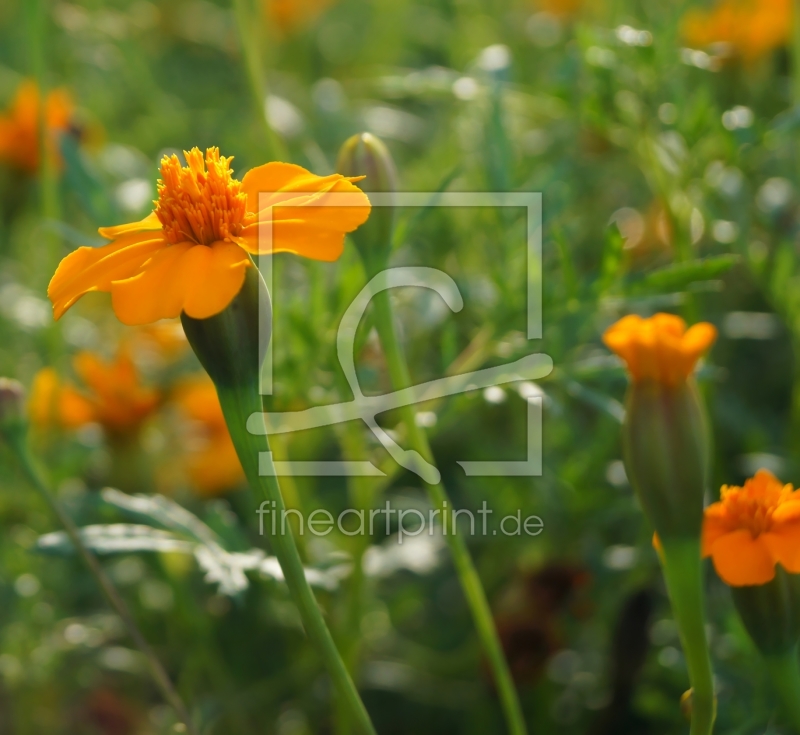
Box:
[680,689,693,721]
[624,379,709,539]
[0,378,26,433]
[604,314,715,540]
[336,132,397,274]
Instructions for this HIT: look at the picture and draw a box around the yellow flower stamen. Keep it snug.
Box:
[155,148,253,246]
[718,471,796,538]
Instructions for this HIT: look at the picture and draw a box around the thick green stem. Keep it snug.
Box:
[4,428,197,735]
[217,380,377,735]
[764,647,800,732]
[371,287,528,735]
[660,539,716,735]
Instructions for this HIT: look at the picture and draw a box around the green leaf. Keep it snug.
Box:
[627,255,740,294]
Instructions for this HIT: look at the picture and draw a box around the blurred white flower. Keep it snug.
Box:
[712,220,739,243]
[722,106,754,130]
[615,25,652,47]
[115,178,153,212]
[266,95,305,139]
[757,177,793,212]
[478,44,511,72]
[452,76,480,101]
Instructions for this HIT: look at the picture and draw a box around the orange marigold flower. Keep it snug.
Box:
[131,321,189,364]
[29,350,160,436]
[174,377,244,496]
[682,0,791,62]
[48,147,370,326]
[602,313,717,386]
[0,80,73,173]
[702,470,800,586]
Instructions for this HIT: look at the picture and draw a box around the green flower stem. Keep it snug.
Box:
[660,538,716,735]
[231,0,287,162]
[370,287,528,735]
[24,0,61,273]
[216,380,377,735]
[4,427,198,735]
[764,646,800,732]
[794,0,800,105]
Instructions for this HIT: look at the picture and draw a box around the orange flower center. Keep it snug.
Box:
[720,470,795,537]
[154,147,251,246]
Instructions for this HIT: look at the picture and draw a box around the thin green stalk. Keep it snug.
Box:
[764,646,800,733]
[24,0,61,273]
[660,539,716,735]
[793,0,800,105]
[370,287,528,735]
[217,380,377,735]
[231,0,287,161]
[4,428,198,735]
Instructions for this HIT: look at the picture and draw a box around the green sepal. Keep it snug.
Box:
[623,378,710,539]
[180,259,271,392]
[732,566,800,657]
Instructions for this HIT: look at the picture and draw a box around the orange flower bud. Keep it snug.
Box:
[603,313,717,387]
[604,313,716,539]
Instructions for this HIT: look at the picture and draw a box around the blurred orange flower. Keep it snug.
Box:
[174,377,244,495]
[29,350,160,436]
[0,80,73,173]
[536,0,583,18]
[603,313,717,386]
[267,0,336,33]
[131,321,190,363]
[682,0,791,61]
[702,469,800,586]
[48,147,370,326]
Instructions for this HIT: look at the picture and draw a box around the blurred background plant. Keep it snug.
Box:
[0,0,799,732]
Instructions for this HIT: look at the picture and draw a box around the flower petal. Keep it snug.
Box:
[761,523,800,573]
[239,162,370,260]
[58,386,96,428]
[701,502,731,557]
[48,231,168,319]
[710,529,776,586]
[241,162,323,210]
[98,211,162,240]
[28,368,60,427]
[772,500,800,523]
[110,242,251,325]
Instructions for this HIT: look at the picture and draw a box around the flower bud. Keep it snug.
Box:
[181,260,271,391]
[336,132,397,274]
[680,689,693,722]
[731,566,800,656]
[0,378,25,433]
[624,379,710,538]
[604,314,716,540]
